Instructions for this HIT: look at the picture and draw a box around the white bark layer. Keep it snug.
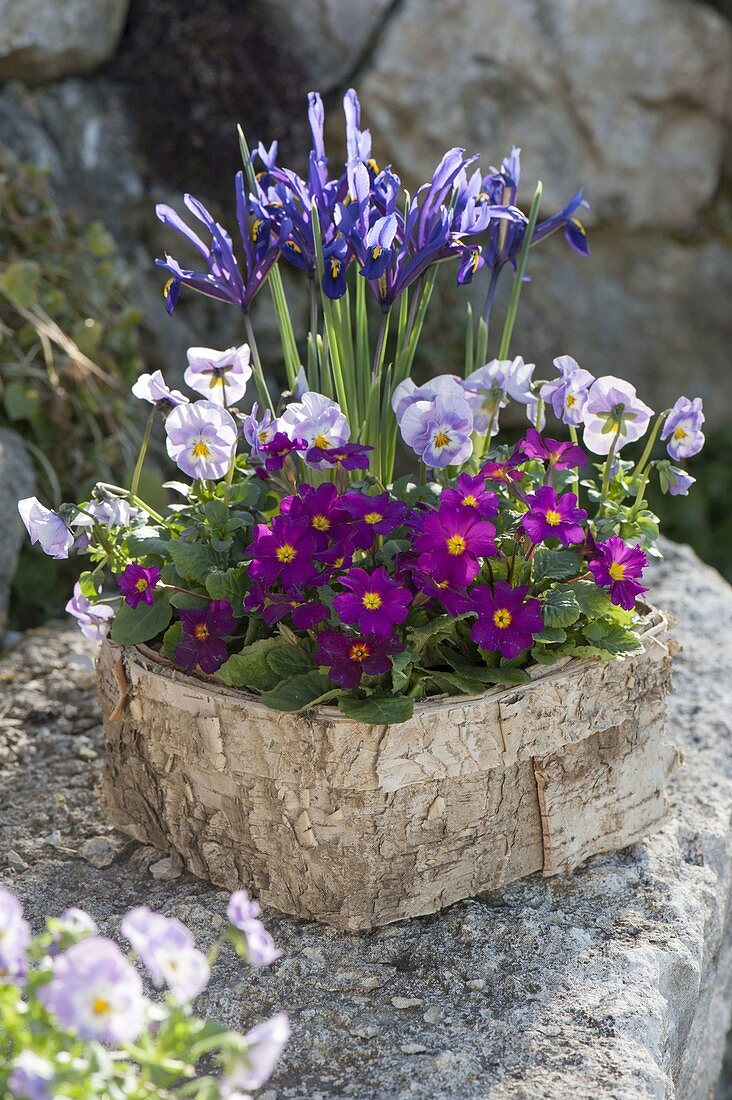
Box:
[98,610,676,930]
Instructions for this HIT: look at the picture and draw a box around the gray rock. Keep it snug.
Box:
[1,541,731,1096]
[357,0,732,232]
[0,428,34,633]
[0,0,129,84]
[263,0,394,91]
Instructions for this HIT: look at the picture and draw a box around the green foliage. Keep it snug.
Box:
[110,596,173,645]
[1,154,145,627]
[338,691,414,724]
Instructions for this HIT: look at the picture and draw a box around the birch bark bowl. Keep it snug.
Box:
[97,608,677,931]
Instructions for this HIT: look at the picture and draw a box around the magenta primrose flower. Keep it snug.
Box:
[341,491,408,543]
[413,503,497,585]
[441,472,499,518]
[471,581,544,659]
[306,442,373,470]
[522,486,587,546]
[316,630,402,688]
[281,482,349,546]
[334,566,413,636]
[259,431,308,471]
[247,585,328,630]
[513,428,587,471]
[588,535,648,610]
[39,937,145,1044]
[117,563,161,608]
[249,516,317,588]
[175,599,237,674]
[411,570,473,616]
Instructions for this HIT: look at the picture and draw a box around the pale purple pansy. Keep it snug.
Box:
[165,399,238,480]
[131,370,189,407]
[540,355,595,426]
[184,345,252,407]
[582,376,654,455]
[65,583,115,642]
[661,396,705,460]
[18,497,74,560]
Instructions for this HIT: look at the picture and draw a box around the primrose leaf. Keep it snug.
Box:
[542,587,581,629]
[217,638,284,692]
[262,671,338,712]
[532,547,582,583]
[338,691,414,725]
[111,595,172,645]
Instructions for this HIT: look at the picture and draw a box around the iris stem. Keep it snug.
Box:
[372,310,391,382]
[497,182,542,360]
[243,312,275,413]
[129,406,156,501]
[481,265,501,331]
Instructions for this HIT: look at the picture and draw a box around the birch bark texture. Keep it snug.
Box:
[98,609,676,930]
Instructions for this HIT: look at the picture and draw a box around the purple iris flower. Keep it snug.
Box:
[522,486,587,546]
[184,344,252,407]
[661,396,705,460]
[165,400,238,480]
[0,886,30,985]
[588,536,648,611]
[306,442,373,470]
[540,355,594,426]
[221,1013,291,1094]
[413,503,497,586]
[441,473,499,518]
[175,599,237,674]
[131,369,189,408]
[471,581,544,659]
[322,234,351,299]
[39,937,145,1044]
[399,390,474,468]
[249,516,317,589]
[341,491,408,543]
[316,629,402,689]
[259,432,308,472]
[359,213,400,280]
[121,906,209,1004]
[513,429,587,470]
[18,497,73,559]
[117,564,161,609]
[582,377,654,455]
[156,180,278,313]
[65,583,115,642]
[334,566,413,636]
[8,1052,54,1100]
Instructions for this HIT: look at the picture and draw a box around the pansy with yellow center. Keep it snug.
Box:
[165,399,238,480]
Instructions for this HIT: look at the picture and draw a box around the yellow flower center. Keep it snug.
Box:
[349,642,371,662]
[92,997,111,1016]
[286,240,302,254]
[258,430,269,443]
[163,277,175,300]
[191,440,212,459]
[313,434,330,449]
[135,577,149,592]
[312,514,330,532]
[434,431,451,449]
[330,256,341,278]
[364,511,383,525]
[609,562,626,581]
[446,534,467,556]
[673,426,687,441]
[545,509,562,526]
[371,244,382,259]
[362,592,383,610]
[462,494,478,507]
[493,608,512,629]
[276,543,297,563]
[566,394,576,407]
[193,623,209,642]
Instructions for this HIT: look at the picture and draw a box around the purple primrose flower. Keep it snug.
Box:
[249,516,318,589]
[334,566,413,636]
[316,629,401,689]
[588,536,648,611]
[39,936,145,1044]
[117,563,161,608]
[165,399,238,480]
[522,486,587,546]
[661,396,705,460]
[18,497,74,559]
[413,503,497,586]
[259,432,308,471]
[471,581,544,659]
[513,428,587,470]
[306,442,373,470]
[441,473,499,518]
[341,491,407,542]
[175,599,237,674]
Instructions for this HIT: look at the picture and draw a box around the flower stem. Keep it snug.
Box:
[598,423,623,514]
[634,409,670,482]
[130,406,156,500]
[497,182,543,360]
[243,312,275,413]
[629,463,654,518]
